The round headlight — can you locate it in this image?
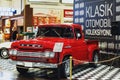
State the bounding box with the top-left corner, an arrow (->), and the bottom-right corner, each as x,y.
13,49 -> 17,55
44,51 -> 50,57
44,51 -> 55,58
9,49 -> 17,55
49,52 -> 55,58
9,50 -> 13,55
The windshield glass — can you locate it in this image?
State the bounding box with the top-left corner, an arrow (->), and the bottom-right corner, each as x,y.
36,26 -> 74,38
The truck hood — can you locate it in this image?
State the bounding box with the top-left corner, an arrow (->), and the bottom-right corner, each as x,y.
16,37 -> 73,51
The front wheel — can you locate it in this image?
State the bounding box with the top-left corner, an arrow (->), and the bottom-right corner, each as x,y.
16,65 -> 29,74
0,48 -> 9,59
60,56 -> 73,78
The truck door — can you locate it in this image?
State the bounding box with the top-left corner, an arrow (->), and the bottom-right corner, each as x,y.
73,28 -> 88,61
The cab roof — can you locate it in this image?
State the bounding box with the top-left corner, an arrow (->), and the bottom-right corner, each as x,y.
38,24 -> 82,29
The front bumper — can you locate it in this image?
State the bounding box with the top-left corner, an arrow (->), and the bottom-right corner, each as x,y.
9,60 -> 58,68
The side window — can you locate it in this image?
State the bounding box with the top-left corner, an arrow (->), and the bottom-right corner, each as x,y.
74,28 -> 82,39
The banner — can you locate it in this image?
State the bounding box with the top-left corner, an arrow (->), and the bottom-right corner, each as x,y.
73,0 -> 120,40
74,0 -> 120,54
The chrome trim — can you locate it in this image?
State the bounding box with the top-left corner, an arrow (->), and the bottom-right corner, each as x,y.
20,44 -> 43,49
9,60 -> 58,68
64,45 -> 72,48
17,51 -> 55,58
17,51 -> 45,57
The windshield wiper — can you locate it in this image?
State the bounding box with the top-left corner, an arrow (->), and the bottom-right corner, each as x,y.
52,29 -> 62,38
38,30 -> 49,37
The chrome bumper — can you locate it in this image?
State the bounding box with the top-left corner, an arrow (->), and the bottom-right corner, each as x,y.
9,60 -> 58,68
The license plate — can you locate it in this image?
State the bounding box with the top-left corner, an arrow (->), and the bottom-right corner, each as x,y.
24,62 -> 33,67
17,62 -> 23,65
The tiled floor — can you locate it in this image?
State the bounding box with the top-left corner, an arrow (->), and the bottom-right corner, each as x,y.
0,59 -> 16,71
0,59 -> 120,80
68,64 -> 120,80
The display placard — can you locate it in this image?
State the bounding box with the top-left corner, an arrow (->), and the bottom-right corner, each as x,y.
53,42 -> 64,52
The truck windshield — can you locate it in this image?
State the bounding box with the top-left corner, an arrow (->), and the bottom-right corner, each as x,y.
36,26 -> 74,38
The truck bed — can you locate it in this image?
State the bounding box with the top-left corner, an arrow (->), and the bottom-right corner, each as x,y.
85,39 -> 99,47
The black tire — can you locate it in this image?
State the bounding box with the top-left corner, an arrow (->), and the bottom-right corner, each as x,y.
16,66 -> 28,74
0,48 -> 9,59
60,56 -> 72,78
90,51 -> 99,67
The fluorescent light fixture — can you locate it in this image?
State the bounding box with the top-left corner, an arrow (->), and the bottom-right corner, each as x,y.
28,0 -> 59,3
61,0 -> 73,4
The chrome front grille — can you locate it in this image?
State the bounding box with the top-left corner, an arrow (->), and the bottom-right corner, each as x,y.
17,57 -> 46,62
17,51 -> 44,57
16,51 -> 47,62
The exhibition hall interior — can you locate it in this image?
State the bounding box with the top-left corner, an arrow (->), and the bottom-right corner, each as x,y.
0,0 -> 120,80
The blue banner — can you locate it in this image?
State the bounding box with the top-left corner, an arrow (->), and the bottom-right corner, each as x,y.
73,0 -> 119,40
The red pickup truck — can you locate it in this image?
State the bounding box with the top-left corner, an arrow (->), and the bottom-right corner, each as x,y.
9,24 -> 99,78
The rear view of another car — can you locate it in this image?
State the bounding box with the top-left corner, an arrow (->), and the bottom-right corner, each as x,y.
0,42 -> 12,59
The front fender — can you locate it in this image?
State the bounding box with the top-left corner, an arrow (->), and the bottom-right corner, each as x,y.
59,49 -> 72,62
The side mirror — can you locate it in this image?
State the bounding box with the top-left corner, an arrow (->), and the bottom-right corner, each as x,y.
76,33 -> 81,39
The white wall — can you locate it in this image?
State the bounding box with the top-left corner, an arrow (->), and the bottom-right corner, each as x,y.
0,0 -> 12,7
26,0 -> 73,15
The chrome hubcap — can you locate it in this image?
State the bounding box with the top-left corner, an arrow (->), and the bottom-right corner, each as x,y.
1,49 -> 8,58
2,51 -> 7,56
65,60 -> 70,75
94,54 -> 98,63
